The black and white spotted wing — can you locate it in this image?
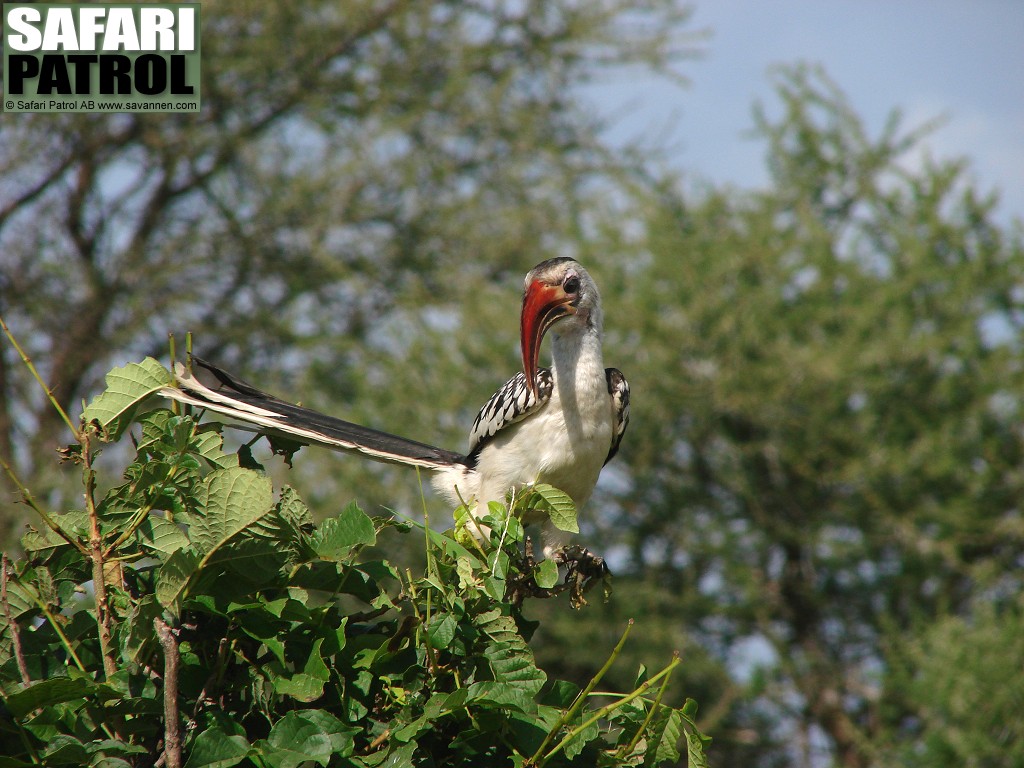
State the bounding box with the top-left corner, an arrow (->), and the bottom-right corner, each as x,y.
466,369 -> 554,461
604,367 -> 630,465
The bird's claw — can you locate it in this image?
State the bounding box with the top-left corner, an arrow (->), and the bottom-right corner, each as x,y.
506,539 -> 612,609
551,545 -> 611,608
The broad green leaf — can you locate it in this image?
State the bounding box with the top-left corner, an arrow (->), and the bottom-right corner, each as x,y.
256,711 -> 334,768
19,524 -> 69,556
81,358 -> 170,440
424,525 -> 478,561
193,427 -> 240,469
137,515 -> 189,554
84,740 -> 149,757
191,468 -> 274,556
485,642 -> 547,695
273,638 -> 330,702
213,537 -> 293,583
41,734 -> 89,764
311,501 -> 375,561
534,558 -> 559,589
277,485 -> 313,530
427,614 -> 457,650
645,706 -> 684,767
464,681 -> 536,714
685,724 -> 711,768
183,727 -> 250,768
0,575 -> 35,621
524,483 -> 578,533
291,710 -> 356,756
238,609 -> 287,666
5,678 -> 96,718
562,716 -> 600,759
540,680 -> 580,708
90,759 -> 135,768
156,547 -> 200,609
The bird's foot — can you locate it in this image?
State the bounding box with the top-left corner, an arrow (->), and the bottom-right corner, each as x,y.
505,540 -> 612,609
551,545 -> 612,609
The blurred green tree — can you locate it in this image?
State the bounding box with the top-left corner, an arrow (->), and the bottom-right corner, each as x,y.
569,66 -> 1021,767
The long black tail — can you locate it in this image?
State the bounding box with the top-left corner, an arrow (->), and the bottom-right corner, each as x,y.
160,357 -> 468,470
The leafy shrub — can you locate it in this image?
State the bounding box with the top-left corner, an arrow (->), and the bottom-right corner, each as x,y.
0,356 -> 709,767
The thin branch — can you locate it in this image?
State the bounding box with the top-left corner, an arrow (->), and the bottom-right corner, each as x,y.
83,429 -> 118,681
1,555 -> 31,686
155,617 -> 183,768
619,651 -> 677,757
529,619 -> 635,765
0,314 -> 79,438
539,654 -> 682,768
0,454 -> 88,557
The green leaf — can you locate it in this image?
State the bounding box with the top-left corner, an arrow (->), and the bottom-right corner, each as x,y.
291,710 -> 356,756
427,614 -> 457,650
524,483 -> 578,533
137,515 -> 189,554
534,558 -> 559,589
311,501 -> 376,561
645,707 -> 684,766
192,427 -> 240,469
81,357 -> 170,439
277,485 -> 314,530
85,739 -> 149,758
464,680 -> 535,714
156,547 -> 200,609
273,638 -> 330,702
90,759 -> 134,768
40,734 -> 89,765
184,727 -> 250,768
684,724 -> 712,768
191,467 -> 274,556
256,711 -> 334,768
5,677 -> 96,718
485,642 -> 546,696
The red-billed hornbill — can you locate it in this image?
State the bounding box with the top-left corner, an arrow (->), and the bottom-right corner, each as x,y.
162,257 -> 629,558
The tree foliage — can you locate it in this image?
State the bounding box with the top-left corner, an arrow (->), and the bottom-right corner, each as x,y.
0,356 -> 708,766
587,66 -> 1024,766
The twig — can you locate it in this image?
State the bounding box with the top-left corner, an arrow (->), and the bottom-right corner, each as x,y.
529,619 -> 635,765
369,728 -> 391,751
0,314 -> 79,438
1,555 -> 31,686
155,617 -> 182,768
402,572 -> 439,677
539,654 -> 682,768
619,651 -> 678,757
0,456 -> 88,556
83,428 -> 118,682
168,333 -> 180,416
193,636 -> 232,718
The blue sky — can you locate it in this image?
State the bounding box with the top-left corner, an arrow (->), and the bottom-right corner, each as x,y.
590,1 -> 1024,225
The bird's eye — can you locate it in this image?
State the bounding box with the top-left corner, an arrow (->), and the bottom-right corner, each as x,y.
563,274 -> 581,295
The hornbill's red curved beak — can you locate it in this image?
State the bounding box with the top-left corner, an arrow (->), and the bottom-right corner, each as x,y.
521,279 -> 576,396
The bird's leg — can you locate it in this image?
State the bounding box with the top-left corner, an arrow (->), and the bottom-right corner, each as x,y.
551,545 -> 612,609
505,535 -> 613,609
